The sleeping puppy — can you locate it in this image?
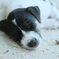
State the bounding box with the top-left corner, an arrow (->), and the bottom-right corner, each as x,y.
0,6 -> 42,50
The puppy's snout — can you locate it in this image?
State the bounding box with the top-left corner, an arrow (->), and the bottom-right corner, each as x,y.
27,38 -> 39,47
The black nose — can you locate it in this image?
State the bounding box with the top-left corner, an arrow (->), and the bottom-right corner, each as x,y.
27,38 -> 39,47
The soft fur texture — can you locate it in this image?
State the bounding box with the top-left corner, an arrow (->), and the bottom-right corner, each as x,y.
0,0 -> 59,50
0,6 -> 42,50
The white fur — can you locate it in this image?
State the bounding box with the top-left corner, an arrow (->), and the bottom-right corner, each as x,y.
12,19 -> 42,49
39,18 -> 59,29
21,31 -> 41,49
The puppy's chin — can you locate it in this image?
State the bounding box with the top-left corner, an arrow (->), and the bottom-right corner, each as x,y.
20,31 -> 41,50
21,45 -> 38,50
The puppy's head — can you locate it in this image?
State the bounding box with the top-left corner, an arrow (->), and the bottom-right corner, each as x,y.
7,6 -> 42,50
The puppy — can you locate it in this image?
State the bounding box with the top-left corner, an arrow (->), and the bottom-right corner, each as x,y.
0,6 -> 42,50
0,0 -> 59,49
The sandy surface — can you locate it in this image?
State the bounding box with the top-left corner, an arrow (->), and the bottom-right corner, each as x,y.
0,29 -> 59,59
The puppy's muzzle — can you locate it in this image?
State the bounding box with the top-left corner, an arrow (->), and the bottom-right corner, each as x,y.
27,38 -> 39,47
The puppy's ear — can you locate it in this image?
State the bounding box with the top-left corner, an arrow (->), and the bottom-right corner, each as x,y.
7,11 -> 14,20
26,6 -> 41,23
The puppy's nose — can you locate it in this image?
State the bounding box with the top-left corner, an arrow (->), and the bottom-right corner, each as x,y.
27,38 -> 39,47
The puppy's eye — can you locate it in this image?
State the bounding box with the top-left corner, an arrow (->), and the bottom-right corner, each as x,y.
16,19 -> 36,31
22,19 -> 35,31
24,19 -> 31,28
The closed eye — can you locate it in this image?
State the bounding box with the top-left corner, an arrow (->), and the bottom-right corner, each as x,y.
16,18 -> 36,31
21,19 -> 35,31
23,19 -> 32,28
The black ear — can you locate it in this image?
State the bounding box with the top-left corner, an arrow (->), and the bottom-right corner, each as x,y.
7,11 -> 14,20
26,6 -> 41,23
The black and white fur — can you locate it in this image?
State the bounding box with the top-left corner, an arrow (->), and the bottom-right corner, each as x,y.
0,0 -> 59,50
0,6 -> 42,50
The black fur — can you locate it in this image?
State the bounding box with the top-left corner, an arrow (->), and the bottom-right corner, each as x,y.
0,20 -> 23,45
26,6 -> 41,23
0,6 -> 40,45
7,6 -> 40,31
7,6 -> 40,23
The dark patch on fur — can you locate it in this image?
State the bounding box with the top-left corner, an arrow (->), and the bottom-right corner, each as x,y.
0,20 -> 23,45
0,6 -> 40,46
